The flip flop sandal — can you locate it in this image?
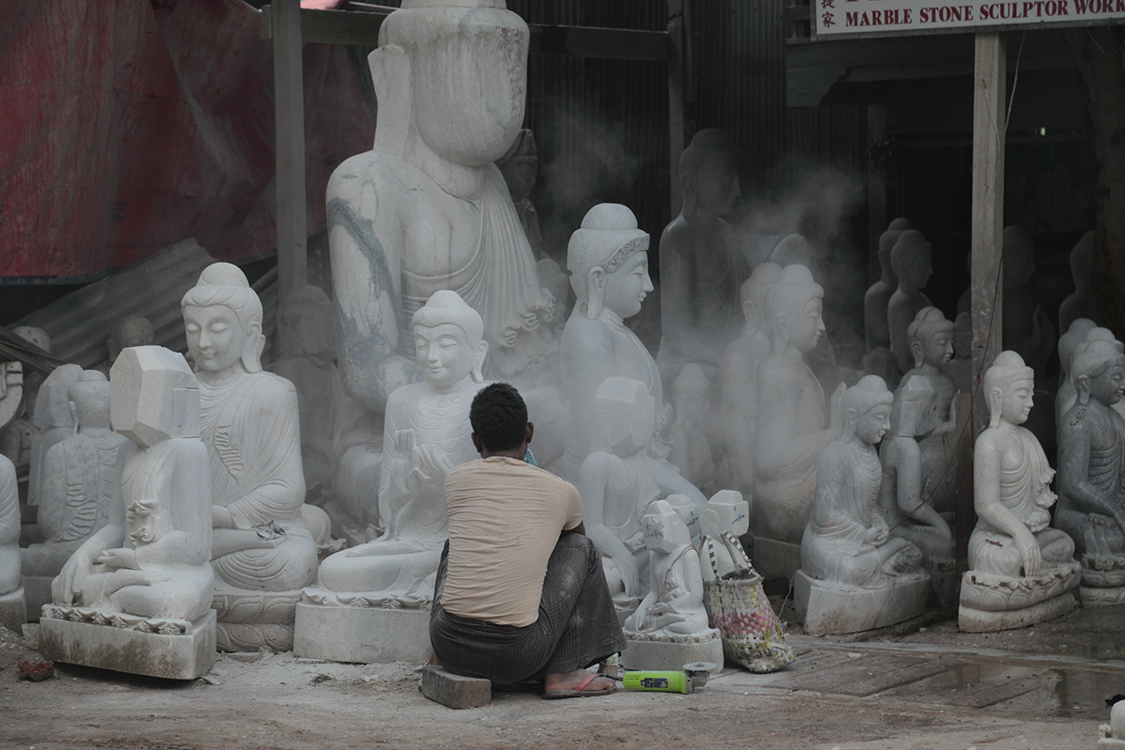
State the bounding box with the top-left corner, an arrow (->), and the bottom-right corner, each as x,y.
541,673 -> 617,700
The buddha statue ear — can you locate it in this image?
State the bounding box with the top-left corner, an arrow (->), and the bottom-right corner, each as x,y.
771,314 -> 789,354
471,340 -> 489,383
241,319 -> 264,374
841,407 -> 858,442
370,45 -> 412,156
988,387 -> 1003,428
586,267 -> 607,320
909,339 -> 924,369
1076,374 -> 1091,406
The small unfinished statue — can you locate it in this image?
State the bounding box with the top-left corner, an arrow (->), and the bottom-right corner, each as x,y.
40,347 -> 215,680
959,352 -> 1080,632
796,375 -> 929,635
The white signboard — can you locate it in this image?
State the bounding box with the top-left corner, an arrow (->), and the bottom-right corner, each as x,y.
813,0 -> 1125,38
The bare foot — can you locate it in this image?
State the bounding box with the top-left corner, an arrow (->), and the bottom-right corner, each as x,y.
543,669 -> 615,695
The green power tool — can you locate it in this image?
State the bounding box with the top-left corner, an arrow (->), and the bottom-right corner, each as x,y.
622,662 -> 717,694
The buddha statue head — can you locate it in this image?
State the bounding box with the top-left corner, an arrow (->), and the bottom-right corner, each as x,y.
984,351 -> 1035,428
740,262 -> 782,331
497,129 -> 537,203
1058,318 -> 1097,381
665,493 -> 701,541
952,312 -> 972,363
678,129 -> 739,219
767,234 -> 814,269
181,263 -> 265,379
567,203 -> 652,321
907,307 -> 954,370
278,285 -> 337,361
68,370 -> 111,433
701,489 -> 749,538
642,498 -> 690,554
891,374 -> 940,440
1002,226 -> 1035,287
839,375 -> 893,445
763,264 -> 824,355
591,376 -> 655,457
673,363 -> 709,426
877,217 -> 912,284
375,0 -> 528,167
890,230 -> 932,293
111,346 -> 200,448
1070,230 -> 1095,292
1072,339 -> 1125,407
1085,327 -> 1123,352
411,289 -> 488,388
13,326 -> 50,354
106,316 -> 155,366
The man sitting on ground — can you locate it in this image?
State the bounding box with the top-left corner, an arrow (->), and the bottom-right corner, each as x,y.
430,382 -> 624,698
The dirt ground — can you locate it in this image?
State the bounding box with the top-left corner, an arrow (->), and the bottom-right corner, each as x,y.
0,616 -> 1113,750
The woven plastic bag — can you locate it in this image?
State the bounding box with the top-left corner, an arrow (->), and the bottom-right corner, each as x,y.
701,531 -> 796,673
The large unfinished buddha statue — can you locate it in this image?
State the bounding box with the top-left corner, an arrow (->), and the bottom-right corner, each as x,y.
328,0 -> 554,419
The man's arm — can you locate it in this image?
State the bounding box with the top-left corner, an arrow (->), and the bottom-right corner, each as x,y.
561,521 -> 585,537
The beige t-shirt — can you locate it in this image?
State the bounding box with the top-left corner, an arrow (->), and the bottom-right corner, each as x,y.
441,456 -> 583,627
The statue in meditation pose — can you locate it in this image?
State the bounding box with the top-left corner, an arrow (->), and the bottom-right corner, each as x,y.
623,499 -> 713,639
327,0 -> 554,416
1057,326 -> 1123,421
887,230 -> 934,375
657,129 -> 748,382
182,263 -> 318,650
1056,339 -> 1125,604
801,376 -> 922,588
960,351 -> 1081,632
312,291 -> 489,606
578,377 -> 662,614
48,347 -> 213,629
21,371 -> 131,618
95,316 -> 155,379
558,203 -> 705,509
719,263 -> 781,494
26,364 -> 84,510
753,264 -> 845,573
1059,231 -> 1103,333
864,217 -> 912,353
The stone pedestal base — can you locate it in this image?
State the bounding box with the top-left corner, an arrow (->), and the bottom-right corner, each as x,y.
213,587 -> 299,652
621,632 -> 723,673
794,569 -> 931,636
22,576 -> 52,623
293,603 -> 431,664
0,587 -> 26,632
1080,586 -> 1125,607
751,537 -> 802,581
959,589 -> 1077,632
958,562 -> 1081,632
39,609 -> 216,680
1078,555 -> 1125,607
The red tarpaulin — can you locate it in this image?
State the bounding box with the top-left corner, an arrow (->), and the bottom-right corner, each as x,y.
0,0 -> 373,278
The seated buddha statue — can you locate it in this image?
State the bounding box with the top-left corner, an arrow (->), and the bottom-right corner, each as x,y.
960,351 -> 1080,632
887,230 -> 934,376
313,291 -> 489,606
657,129 -> 748,382
557,203 -> 706,510
327,0 -> 554,421
182,263 -> 319,651
864,218 -> 911,353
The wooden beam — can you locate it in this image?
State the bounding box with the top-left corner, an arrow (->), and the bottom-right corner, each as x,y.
261,6 -> 670,61
667,0 -> 687,218
273,0 -> 308,309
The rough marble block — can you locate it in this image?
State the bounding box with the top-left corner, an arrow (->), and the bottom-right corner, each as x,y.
39,609 -> 216,680
293,603 -> 431,664
421,665 -> 491,709
794,569 -> 931,636
0,587 -> 25,632
621,635 -> 723,673
1080,586 -> 1125,607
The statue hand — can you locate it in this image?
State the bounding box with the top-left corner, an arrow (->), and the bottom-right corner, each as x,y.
96,547 -> 140,571
52,552 -> 88,605
619,555 -> 640,599
829,383 -> 847,435
866,518 -> 890,547
1016,534 -> 1042,577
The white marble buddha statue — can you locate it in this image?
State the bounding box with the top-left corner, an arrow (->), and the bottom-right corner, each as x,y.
698,489 -> 750,582
49,347 -> 213,627
558,203 -> 706,510
1057,326 -> 1124,421
719,263 -> 782,494
657,129 -> 748,381
0,452 -> 18,629
1055,318 -> 1099,424
182,262 -> 318,650
753,264 -> 845,564
887,230 -> 934,375
328,0 -> 554,420
960,351 -> 1080,631
864,218 -> 912,353
1059,231 -> 1103,334
313,291 -> 488,605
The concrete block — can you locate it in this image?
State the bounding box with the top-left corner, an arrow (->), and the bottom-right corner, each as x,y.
420,665 -> 491,709
293,602 -> 432,664
795,569 -> 931,636
622,635 -> 723,673
0,587 -> 26,632
39,609 -> 216,680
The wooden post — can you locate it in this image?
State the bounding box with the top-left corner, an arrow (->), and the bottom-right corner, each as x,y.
667,0 -> 687,219
866,104 -> 887,284
273,0 -> 308,312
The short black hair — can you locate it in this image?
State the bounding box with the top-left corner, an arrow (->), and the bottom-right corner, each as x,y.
470,382 -> 528,452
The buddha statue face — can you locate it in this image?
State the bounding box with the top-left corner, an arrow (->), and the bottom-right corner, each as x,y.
1087,361 -> 1125,406
184,304 -> 249,376
891,231 -> 932,292
841,375 -> 893,444
679,129 -> 739,218
412,290 -> 487,388
985,351 -> 1035,427
1073,339 -> 1125,407
1000,378 -> 1034,425
787,297 -> 825,354
601,252 -> 653,321
693,154 -> 739,216
855,403 -> 893,445
107,316 -> 155,364
908,308 -> 954,369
